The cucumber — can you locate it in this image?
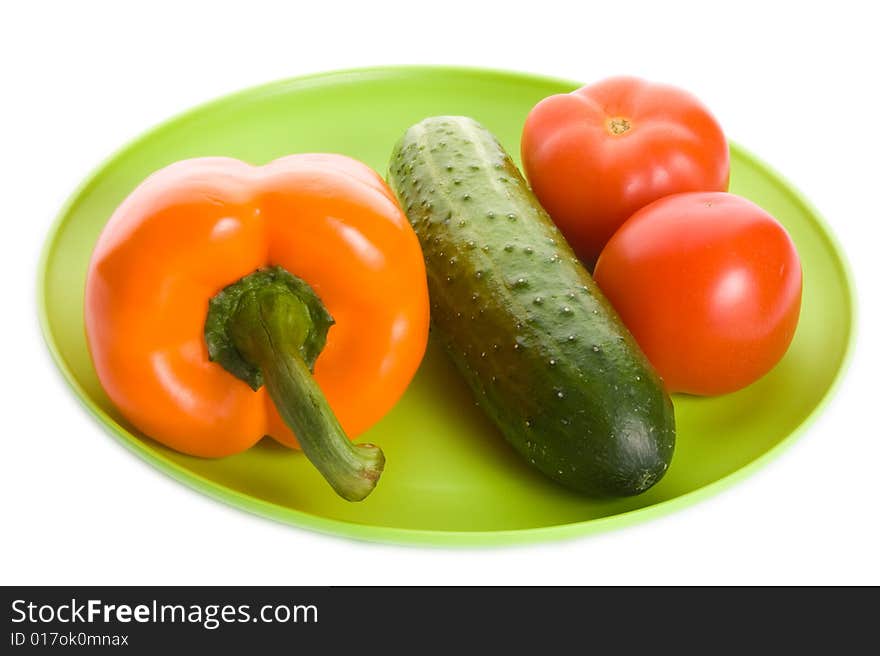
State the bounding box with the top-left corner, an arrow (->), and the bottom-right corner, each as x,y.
388,116 -> 675,496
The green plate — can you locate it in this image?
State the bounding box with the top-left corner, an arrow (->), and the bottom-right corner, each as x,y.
38,66 -> 855,546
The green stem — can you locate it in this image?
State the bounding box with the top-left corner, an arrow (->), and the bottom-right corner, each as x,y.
205,267 -> 384,502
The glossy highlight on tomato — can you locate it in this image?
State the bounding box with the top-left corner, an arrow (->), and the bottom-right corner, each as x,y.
594,192 -> 802,396
522,76 -> 730,267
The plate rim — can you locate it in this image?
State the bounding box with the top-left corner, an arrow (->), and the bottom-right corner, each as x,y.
36,65 -> 858,547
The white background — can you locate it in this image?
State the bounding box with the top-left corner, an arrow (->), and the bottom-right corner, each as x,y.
2,1 -> 877,585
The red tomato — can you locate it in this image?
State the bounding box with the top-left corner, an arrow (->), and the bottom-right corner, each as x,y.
593,192 -> 802,396
522,76 -> 730,267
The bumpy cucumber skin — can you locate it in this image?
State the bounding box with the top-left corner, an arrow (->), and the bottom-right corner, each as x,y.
388,116 -> 675,497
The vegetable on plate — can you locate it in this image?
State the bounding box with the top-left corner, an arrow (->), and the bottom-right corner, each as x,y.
594,191 -> 802,396
389,116 -> 675,497
521,76 -> 730,267
85,154 -> 430,500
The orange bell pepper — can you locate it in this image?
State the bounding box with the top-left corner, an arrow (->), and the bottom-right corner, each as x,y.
85,154 -> 430,500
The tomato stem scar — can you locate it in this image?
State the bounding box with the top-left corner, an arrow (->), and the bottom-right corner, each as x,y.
606,117 -> 633,136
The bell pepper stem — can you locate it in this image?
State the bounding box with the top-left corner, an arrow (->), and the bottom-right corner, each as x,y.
205,267 -> 384,501
242,318 -> 384,502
